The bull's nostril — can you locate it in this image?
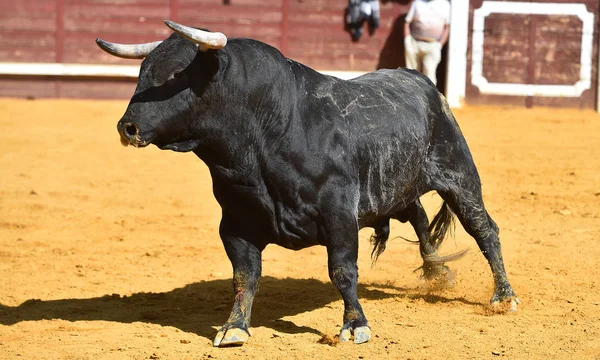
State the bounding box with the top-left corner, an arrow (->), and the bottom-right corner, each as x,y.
124,123 -> 138,137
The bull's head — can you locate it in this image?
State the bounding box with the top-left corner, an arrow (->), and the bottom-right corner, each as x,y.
96,21 -> 227,152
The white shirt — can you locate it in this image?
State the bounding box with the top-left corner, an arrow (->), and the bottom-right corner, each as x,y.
406,0 -> 451,41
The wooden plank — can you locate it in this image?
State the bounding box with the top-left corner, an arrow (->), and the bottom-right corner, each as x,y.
280,0 -> 289,54
525,13 -> 536,107
534,37 -> 581,66
64,30 -> 165,44
536,14 -> 584,34
482,63 -> 529,84
288,0 -> 346,11
56,0 -> 65,62
482,39 -> 530,63
176,6 -> 283,23
0,1 -> 57,63
179,0 -> 281,6
0,49 -> 57,63
64,17 -> 171,35
172,19 -> 281,45
480,23 -> 530,84
65,47 -> 144,65
288,40 -> 385,57
533,91 -> 595,108
64,3 -> 170,18
287,25 -> 361,39
288,40 -> 384,71
483,13 -> 530,34
58,78 -> 137,98
288,11 -> 344,25
0,31 -> 56,49
535,61 -> 581,85
174,19 -> 282,36
0,78 -> 57,98
0,16 -> 56,32
65,0 -> 169,5
0,0 -> 56,13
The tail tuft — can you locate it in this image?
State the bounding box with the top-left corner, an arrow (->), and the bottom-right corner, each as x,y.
370,219 -> 390,265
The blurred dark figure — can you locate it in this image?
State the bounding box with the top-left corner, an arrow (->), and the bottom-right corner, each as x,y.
345,0 -> 381,41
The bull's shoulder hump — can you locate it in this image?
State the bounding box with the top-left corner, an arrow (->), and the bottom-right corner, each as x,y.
346,68 -> 433,94
346,68 -> 431,91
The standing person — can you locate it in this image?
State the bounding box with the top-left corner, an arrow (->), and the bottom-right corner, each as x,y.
404,0 -> 451,85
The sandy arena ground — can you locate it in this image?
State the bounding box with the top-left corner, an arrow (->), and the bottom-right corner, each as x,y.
1,98 -> 599,359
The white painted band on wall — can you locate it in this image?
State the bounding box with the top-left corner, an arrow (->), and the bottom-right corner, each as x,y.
446,0 -> 470,108
0,63 -> 140,78
472,1 -> 594,97
0,62 -> 365,81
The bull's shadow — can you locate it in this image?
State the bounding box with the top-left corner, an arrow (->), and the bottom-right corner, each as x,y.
0,276 -> 413,341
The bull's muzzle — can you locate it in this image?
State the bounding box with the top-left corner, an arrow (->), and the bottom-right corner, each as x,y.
117,121 -> 150,147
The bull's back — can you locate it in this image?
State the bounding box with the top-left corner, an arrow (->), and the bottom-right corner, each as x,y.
344,68 -> 437,136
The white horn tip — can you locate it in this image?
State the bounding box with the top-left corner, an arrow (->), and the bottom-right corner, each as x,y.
163,20 -> 227,50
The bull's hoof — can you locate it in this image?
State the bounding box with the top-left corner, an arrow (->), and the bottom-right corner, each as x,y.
491,296 -> 520,313
213,327 -> 250,347
339,328 -> 351,342
353,326 -> 371,344
422,262 -> 456,290
339,326 -> 371,344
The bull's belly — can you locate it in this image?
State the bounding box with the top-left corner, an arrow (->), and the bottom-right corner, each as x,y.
356,175 -> 425,229
357,196 -> 413,229
273,221 -> 322,250
266,185 -> 423,249
272,236 -> 321,250
270,204 -> 323,250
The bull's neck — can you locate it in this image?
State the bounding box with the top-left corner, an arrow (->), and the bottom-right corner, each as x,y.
193,42 -> 307,178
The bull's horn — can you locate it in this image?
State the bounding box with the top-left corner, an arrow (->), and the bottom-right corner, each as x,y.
164,20 -> 227,51
95,38 -> 162,59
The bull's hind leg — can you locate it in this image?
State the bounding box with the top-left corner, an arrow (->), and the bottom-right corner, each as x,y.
439,189 -> 519,311
427,94 -> 517,309
214,216 -> 263,347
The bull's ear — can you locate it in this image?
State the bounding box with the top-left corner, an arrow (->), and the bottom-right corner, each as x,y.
164,20 -> 227,52
96,38 -> 162,59
189,47 -> 224,86
210,51 -> 227,82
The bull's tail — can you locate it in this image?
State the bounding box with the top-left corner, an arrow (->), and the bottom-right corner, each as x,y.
370,201 -> 466,266
370,219 -> 391,265
427,201 -> 455,251
422,201 -> 469,264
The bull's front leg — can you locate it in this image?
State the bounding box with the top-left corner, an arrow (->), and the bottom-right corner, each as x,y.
325,215 -> 371,344
214,219 -> 262,347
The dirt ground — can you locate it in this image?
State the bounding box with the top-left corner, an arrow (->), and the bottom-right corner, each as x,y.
1,98 -> 599,360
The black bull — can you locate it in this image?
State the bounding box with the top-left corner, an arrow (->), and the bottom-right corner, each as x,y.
96,20 -> 518,347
